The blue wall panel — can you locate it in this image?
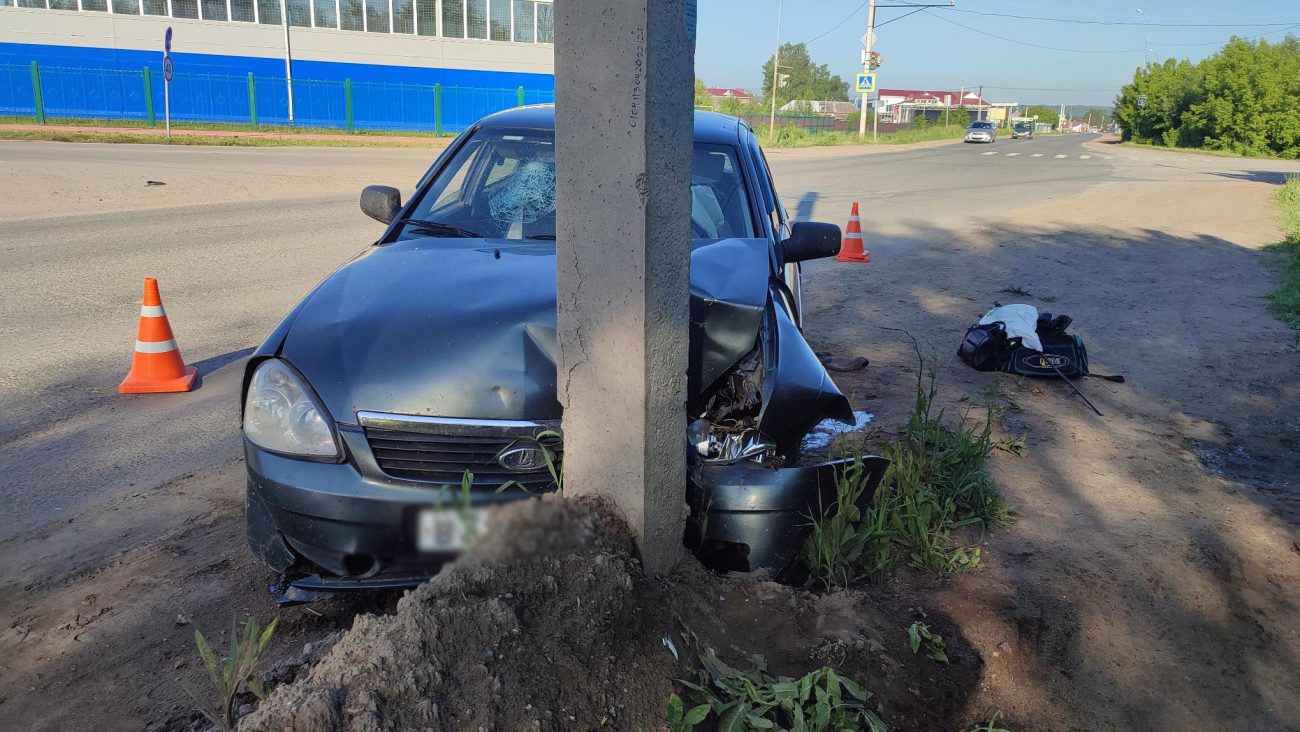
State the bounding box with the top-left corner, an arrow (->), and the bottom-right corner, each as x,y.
0,40 -> 555,131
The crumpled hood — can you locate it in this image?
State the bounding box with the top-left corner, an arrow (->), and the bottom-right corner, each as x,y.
279,236 -> 803,426
281,239 -> 562,423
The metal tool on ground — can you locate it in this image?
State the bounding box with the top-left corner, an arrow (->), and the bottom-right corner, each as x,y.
835,201 -> 870,263
119,277 -> 197,393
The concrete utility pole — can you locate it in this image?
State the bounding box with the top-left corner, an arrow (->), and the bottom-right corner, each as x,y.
280,0 -> 294,123
857,0 -> 877,138
554,0 -> 695,574
768,0 -> 783,143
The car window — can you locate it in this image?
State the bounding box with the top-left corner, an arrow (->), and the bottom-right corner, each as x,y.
402,129 -> 754,241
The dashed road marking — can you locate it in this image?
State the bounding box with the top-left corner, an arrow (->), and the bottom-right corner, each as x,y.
1005,152 -> 1020,157
1055,154 -> 1068,159
1031,153 -> 1044,157
1079,154 -> 1092,159
982,151 -> 998,155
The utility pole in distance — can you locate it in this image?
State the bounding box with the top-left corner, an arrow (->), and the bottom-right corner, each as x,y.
857,0 -> 877,139
769,0 -> 784,143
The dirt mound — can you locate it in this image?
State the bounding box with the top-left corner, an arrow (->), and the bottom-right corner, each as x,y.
239,495 -> 675,731
241,496 -> 981,731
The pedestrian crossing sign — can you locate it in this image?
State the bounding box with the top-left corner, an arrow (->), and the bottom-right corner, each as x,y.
855,72 -> 876,94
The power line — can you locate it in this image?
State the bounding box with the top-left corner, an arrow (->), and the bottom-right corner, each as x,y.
922,10 -> 1300,54
948,8 -> 1299,28
800,1 -> 868,45
922,10 -> 1145,53
980,85 -> 1119,92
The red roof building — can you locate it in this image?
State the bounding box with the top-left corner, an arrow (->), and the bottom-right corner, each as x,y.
875,88 -> 990,124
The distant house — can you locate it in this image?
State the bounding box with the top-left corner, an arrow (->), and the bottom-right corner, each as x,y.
875,89 -> 991,125
706,87 -> 754,108
777,100 -> 860,118
1063,119 -> 1091,133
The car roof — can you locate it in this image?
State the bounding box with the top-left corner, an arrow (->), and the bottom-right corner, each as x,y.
475,104 -> 744,145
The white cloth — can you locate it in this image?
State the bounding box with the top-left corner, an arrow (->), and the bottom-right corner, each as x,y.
980,304 -> 1042,351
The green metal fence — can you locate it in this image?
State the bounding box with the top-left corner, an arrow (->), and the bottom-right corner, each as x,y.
0,62 -> 555,133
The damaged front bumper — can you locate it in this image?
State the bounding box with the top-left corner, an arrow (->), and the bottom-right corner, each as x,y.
686,455 -> 890,576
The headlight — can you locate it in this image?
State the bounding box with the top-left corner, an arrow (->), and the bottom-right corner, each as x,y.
243,359 -> 341,459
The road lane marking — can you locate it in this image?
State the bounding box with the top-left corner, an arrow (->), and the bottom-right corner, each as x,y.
982,151 -> 998,155
1055,154 -> 1068,158
1005,152 -> 1020,156
1031,153 -> 1044,157
1080,154 -> 1092,159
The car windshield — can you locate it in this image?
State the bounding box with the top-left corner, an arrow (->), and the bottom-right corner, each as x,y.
970,122 -> 992,129
401,129 -> 755,241
1014,123 -> 1031,130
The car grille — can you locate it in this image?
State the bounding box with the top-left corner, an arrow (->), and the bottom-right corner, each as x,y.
358,412 -> 561,492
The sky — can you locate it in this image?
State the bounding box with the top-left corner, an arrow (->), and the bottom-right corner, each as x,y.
694,0 -> 1300,108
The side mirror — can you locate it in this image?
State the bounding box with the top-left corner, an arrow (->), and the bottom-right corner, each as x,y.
360,185 -> 402,224
781,221 -> 841,263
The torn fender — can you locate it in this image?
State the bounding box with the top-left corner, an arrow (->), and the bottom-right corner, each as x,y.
687,456 -> 890,573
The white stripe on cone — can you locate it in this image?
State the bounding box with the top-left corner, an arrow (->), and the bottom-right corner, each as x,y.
135,339 -> 178,354
843,233 -> 863,239
140,305 -> 166,317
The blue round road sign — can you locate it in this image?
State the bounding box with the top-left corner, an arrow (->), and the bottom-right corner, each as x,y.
165,26 -> 173,53
163,56 -> 173,82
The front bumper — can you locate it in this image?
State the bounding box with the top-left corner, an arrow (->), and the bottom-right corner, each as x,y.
965,134 -> 993,142
248,430 -> 890,596
245,428 -> 540,596
687,456 -> 889,575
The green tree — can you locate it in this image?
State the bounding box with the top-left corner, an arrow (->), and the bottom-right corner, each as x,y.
1113,35 -> 1300,157
944,105 -> 971,127
1024,104 -> 1059,128
694,77 -> 712,109
761,43 -> 850,108
713,95 -> 739,115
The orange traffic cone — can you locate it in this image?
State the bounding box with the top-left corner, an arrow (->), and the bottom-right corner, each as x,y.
119,277 -> 197,394
835,201 -> 870,263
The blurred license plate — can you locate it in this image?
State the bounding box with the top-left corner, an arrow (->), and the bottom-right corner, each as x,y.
416,507 -> 489,552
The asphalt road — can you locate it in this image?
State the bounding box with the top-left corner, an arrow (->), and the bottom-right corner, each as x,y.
0,131 -> 1291,552
5,132 -> 1300,732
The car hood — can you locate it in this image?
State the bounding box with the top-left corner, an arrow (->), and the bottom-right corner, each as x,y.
279,237 -> 774,424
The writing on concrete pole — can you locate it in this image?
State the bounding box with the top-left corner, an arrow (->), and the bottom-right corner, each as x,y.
554,0 -> 695,574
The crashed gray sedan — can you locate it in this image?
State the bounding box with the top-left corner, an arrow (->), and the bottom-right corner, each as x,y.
242,106 -> 884,600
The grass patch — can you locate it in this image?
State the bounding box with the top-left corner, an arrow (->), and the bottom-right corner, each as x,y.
1122,139 -> 1290,160
0,114 -> 454,138
0,128 -> 444,148
804,344 -> 1014,587
673,652 -> 886,732
998,285 -> 1056,303
1265,176 -> 1300,328
756,122 -> 968,148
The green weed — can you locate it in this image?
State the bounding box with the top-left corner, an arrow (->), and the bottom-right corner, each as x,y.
676,651 -> 887,732
803,344 -> 1014,583
184,616 -> 279,731
906,622 -> 949,664
969,710 -> 1013,732
998,285 -> 1056,303
1265,176 -> 1300,327
803,456 -> 886,591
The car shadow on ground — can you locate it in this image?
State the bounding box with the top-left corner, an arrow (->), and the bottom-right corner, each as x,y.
800,219 -> 1300,729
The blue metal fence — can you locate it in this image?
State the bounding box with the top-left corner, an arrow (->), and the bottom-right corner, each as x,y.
1,62 -> 556,133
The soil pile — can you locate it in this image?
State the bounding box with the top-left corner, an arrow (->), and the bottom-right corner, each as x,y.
241,496 -> 981,731
239,496 -> 676,731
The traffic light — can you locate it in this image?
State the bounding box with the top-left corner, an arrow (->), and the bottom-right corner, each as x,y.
861,50 -> 881,70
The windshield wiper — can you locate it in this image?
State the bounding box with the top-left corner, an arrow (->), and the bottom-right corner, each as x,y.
393,218 -> 484,238
523,234 -> 556,240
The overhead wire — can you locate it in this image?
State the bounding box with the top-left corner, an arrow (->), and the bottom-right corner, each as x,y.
947,8 -> 1299,28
